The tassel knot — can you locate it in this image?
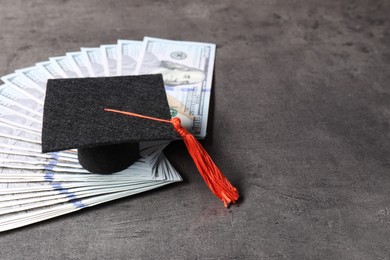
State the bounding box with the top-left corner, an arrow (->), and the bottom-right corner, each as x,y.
170,118 -> 189,137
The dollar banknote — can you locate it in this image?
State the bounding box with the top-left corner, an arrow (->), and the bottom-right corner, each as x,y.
66,52 -> 91,77
1,73 -> 45,105
100,44 -> 118,76
49,56 -> 82,78
36,61 -> 67,78
136,37 -> 216,137
0,37 -> 217,231
80,47 -> 105,77
16,66 -> 52,90
117,40 -> 142,76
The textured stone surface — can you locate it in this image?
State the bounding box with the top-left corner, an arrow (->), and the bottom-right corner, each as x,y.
0,0 -> 390,259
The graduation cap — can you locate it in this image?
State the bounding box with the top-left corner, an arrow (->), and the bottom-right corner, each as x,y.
42,74 -> 239,207
41,75 -> 178,174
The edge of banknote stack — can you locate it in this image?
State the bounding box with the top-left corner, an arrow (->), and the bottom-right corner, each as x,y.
0,37 -> 216,232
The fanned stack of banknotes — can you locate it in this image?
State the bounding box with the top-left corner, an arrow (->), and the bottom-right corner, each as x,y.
0,37 -> 216,231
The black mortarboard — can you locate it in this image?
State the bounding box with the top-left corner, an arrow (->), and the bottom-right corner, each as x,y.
41,74 -> 179,174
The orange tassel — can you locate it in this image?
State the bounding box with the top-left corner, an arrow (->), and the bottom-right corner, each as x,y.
104,108 -> 239,207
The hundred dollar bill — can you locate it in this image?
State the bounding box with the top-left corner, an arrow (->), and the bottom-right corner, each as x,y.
0,179 -> 168,209
0,95 -> 41,121
0,163 -> 173,183
0,149 -> 77,170
100,44 -> 118,76
117,40 -> 142,76
0,162 -> 88,172
0,195 -> 80,216
4,149 -> 77,163
0,108 -> 41,134
0,122 -> 41,144
0,152 -> 82,168
0,181 -> 171,232
0,92 -> 40,122
80,47 -> 105,77
36,61 -> 67,78
0,179 -> 161,196
0,148 -> 78,163
1,73 -> 45,105
15,66 -> 51,91
0,148 -> 181,231
0,181 -> 146,199
0,177 -> 182,218
0,134 -> 43,153
0,181 -> 62,194
0,83 -> 43,117
0,143 -> 76,159
0,183 -> 162,216
136,37 -> 216,137
0,143 -> 179,182
66,52 -> 91,77
0,162 -> 82,173
49,56 -> 82,78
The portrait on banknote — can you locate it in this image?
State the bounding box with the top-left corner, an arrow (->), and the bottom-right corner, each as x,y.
139,52 -> 205,86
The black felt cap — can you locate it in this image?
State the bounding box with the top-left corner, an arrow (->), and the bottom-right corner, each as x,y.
41,74 -> 179,174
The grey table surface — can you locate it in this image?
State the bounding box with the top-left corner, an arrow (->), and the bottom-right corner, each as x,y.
0,0 -> 390,259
